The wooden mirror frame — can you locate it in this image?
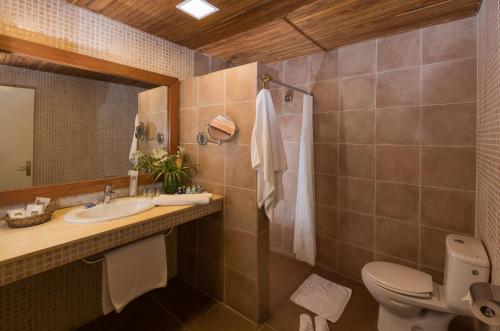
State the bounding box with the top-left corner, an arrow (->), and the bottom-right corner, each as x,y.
0,34 -> 179,207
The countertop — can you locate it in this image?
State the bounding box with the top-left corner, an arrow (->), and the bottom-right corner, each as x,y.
0,196 -> 223,286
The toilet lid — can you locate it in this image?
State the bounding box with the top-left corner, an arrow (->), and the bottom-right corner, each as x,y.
363,262 -> 433,298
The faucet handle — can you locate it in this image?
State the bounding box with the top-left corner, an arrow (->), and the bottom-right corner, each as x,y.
105,185 -> 115,194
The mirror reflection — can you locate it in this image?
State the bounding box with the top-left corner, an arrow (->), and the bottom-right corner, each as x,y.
0,56 -> 166,191
207,115 -> 238,143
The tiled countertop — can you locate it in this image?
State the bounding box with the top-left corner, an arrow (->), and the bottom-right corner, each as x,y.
0,196 -> 223,287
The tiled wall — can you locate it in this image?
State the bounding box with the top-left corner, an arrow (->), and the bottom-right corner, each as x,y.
267,17 -> 477,283
0,64 -> 143,185
177,63 -> 270,322
477,4 -> 500,331
0,0 -> 193,79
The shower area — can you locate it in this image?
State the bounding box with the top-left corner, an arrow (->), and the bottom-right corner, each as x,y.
177,16 -> 477,330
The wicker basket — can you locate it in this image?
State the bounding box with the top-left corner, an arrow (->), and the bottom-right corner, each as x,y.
2,203 -> 57,228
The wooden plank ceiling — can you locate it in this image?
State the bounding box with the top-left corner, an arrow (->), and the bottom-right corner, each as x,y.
68,0 -> 481,65
0,52 -> 156,88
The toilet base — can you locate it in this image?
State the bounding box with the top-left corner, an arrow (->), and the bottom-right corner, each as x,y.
378,306 -> 455,331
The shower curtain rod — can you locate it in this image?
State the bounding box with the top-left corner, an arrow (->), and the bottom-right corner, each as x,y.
261,74 -> 313,96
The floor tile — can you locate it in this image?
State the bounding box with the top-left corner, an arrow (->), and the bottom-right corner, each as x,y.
156,282 -> 217,324
188,304 -> 259,331
149,277 -> 188,302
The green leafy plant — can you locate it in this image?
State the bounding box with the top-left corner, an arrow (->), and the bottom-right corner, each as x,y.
133,147 -> 195,194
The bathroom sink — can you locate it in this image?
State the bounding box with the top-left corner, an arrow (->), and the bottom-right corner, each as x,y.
64,197 -> 154,223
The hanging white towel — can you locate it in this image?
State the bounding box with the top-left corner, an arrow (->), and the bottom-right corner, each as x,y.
294,95 -> 316,266
152,193 -> 213,206
251,89 -> 287,221
290,274 -> 352,323
102,234 -> 167,314
129,114 -> 139,164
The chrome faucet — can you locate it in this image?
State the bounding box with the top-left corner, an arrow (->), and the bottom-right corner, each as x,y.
103,185 -> 115,204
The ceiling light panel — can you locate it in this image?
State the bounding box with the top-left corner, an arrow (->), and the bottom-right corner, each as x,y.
176,0 -> 219,20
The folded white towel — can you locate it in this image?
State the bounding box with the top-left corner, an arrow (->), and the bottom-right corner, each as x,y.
300,314 -> 314,331
102,234 -> 167,314
315,316 -> 330,331
290,274 -> 352,323
152,193 -> 213,206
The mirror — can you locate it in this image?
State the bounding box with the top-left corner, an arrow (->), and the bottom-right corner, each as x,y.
207,115 -> 238,144
0,54 -> 167,191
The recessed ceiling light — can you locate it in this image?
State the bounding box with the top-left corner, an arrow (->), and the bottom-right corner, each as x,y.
176,0 -> 219,20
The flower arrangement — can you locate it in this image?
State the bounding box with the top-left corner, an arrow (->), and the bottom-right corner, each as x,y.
133,147 -> 195,194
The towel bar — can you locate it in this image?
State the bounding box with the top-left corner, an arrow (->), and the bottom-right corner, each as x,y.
81,226 -> 175,265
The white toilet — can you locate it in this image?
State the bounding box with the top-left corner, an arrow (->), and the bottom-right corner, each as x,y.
362,234 -> 490,331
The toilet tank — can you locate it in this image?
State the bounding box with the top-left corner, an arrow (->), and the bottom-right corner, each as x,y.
443,234 -> 490,315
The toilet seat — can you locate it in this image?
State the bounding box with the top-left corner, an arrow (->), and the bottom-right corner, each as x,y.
363,262 -> 433,299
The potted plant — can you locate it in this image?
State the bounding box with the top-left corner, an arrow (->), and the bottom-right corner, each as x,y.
134,147 -> 195,194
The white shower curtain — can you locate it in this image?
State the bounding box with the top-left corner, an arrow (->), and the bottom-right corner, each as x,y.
293,95 -> 316,266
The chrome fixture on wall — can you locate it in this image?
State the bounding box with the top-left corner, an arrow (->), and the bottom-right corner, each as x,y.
135,121 -> 165,144
197,114 -> 238,145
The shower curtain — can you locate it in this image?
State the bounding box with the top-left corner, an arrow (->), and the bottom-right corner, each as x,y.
294,95 -> 316,266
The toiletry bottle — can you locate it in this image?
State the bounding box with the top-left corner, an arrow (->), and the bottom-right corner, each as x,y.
128,170 -> 139,197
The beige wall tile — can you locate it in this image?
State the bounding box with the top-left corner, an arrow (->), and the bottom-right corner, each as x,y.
377,30 -> 421,71
283,84 -> 307,114
375,253 -> 418,269
180,77 -> 198,108
281,226 -> 295,255
376,107 -> 420,145
198,105 -> 224,132
225,186 -> 259,234
315,175 -> 339,207
339,40 -> 376,77
377,67 -> 420,108
421,187 -> 475,234
313,112 -> 339,143
198,220 -> 224,263
339,210 -> 374,250
310,80 -> 339,113
309,50 -> 339,82
421,147 -> 476,190
375,217 -> 419,262
179,109 -> 198,144
279,114 -> 302,143
376,145 -> 420,184
339,177 -> 375,214
224,268 -> 259,321
225,63 -> 257,103
420,226 -> 451,270
225,144 -> 256,190
314,143 -> 339,176
421,59 -> 477,105
338,243 -> 374,280
316,204 -> 339,240
340,110 -> 375,144
199,71 -> 224,106
270,223 -> 282,250
421,103 -> 476,146
225,228 -> 259,278
340,75 -> 375,110
225,101 -> 256,145
375,181 -> 419,223
339,144 -> 375,179
317,235 -> 338,271
284,143 -> 300,171
197,255 -> 224,300
198,144 -> 224,184
422,17 -> 477,64
283,170 -> 298,200
283,56 -> 309,85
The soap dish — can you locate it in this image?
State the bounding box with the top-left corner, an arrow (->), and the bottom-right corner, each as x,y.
2,203 -> 57,228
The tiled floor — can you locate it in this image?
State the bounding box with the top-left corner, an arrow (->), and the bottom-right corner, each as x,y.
78,252 -> 473,331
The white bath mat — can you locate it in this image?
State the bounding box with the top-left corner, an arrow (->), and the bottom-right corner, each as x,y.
290,273 -> 352,323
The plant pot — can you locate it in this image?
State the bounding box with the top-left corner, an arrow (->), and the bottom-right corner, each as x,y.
163,177 -> 182,194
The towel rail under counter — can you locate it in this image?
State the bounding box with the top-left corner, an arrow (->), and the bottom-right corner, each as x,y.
81,226 -> 176,265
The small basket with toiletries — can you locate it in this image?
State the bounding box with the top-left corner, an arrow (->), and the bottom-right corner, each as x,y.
2,197 -> 56,228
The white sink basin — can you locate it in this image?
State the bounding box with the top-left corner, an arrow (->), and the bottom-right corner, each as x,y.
64,197 -> 154,223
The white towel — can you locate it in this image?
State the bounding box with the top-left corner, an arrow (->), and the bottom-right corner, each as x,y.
300,314 -> 314,331
294,94 -> 316,266
314,316 -> 330,331
129,114 -> 139,164
152,193 -> 213,206
251,89 -> 287,221
290,274 -> 352,323
102,234 -> 167,314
